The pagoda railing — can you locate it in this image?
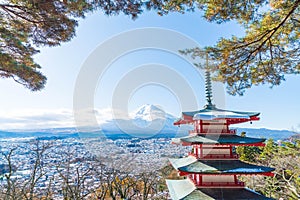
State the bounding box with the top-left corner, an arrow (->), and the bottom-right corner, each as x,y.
189,129 -> 236,134
197,181 -> 245,188
188,176 -> 245,188
189,152 -> 239,159
201,154 -> 239,159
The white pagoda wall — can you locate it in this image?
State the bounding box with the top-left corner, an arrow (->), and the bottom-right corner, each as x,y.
202,148 -> 230,155
202,124 -> 227,130
202,175 -> 235,183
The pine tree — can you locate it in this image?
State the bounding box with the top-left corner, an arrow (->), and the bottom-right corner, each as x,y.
2,1 -> 300,92
236,132 -> 261,162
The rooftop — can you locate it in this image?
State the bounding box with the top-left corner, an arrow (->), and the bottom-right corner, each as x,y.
182,107 -> 260,119
174,106 -> 260,125
166,179 -> 274,200
172,134 -> 266,146
172,158 -> 275,174
182,188 -> 274,200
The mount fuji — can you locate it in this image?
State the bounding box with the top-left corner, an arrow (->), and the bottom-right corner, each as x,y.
130,104 -> 176,128
100,104 -> 189,137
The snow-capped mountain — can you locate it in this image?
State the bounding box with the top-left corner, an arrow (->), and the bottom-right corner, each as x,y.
129,104 -> 176,128
101,104 -> 188,136
131,104 -> 170,120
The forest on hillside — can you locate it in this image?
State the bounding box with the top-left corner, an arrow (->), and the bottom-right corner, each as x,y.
237,134 -> 300,200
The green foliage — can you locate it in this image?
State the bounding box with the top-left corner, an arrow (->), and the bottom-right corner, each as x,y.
259,138 -> 278,161
0,0 -> 183,90
179,0 -> 300,95
241,139 -> 300,199
0,0 -> 82,90
2,0 -> 300,92
236,132 -> 262,162
236,145 -> 261,162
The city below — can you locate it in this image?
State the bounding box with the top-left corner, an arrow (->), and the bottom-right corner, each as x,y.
0,126 -> 297,199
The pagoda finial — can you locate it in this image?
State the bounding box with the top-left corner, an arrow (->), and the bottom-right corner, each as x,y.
205,70 -> 213,105
204,53 -> 215,109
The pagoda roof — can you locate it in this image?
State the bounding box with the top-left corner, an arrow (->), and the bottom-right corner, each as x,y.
172,134 -> 266,146
169,156 -> 198,170
174,106 -> 260,125
177,159 -> 275,174
166,179 -> 197,200
182,188 -> 274,200
166,179 -> 274,200
183,107 -> 260,119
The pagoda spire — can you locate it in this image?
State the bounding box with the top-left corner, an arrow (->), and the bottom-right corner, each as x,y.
205,70 -> 213,106
204,53 -> 215,109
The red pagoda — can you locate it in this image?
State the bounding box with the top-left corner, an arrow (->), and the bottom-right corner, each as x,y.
166,71 -> 275,200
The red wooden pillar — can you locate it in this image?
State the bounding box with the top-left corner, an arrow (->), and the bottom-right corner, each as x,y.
230,145 -> 233,158
234,175 -> 238,185
226,121 -> 229,133
200,175 -> 202,186
200,120 -> 203,133
194,145 -> 199,157
200,144 -> 203,158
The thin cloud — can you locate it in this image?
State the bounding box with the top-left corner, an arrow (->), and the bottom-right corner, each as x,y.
0,108 -> 130,130
0,109 -> 74,130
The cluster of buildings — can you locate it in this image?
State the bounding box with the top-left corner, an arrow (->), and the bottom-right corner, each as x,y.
0,135 -> 189,198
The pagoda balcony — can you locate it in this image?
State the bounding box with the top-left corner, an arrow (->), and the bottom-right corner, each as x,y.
189,152 -> 239,160
197,181 -> 245,188
201,154 -> 239,160
189,129 -> 236,134
188,175 -> 245,188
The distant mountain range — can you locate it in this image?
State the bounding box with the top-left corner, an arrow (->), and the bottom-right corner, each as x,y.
0,104 -> 297,141
235,128 -> 296,141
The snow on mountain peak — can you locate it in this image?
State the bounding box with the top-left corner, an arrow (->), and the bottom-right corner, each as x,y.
131,104 -> 166,121
134,104 -> 163,114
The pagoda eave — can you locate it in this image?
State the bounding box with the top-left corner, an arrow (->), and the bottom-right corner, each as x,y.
227,116 -> 260,125
166,179 -> 275,200
174,159 -> 275,176
174,116 -> 260,126
175,141 -> 265,147
174,119 -> 192,125
172,134 -> 266,147
237,142 -> 265,147
179,171 -> 275,177
182,188 -> 275,200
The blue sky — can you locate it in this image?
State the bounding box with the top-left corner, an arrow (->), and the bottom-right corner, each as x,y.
0,11 -> 299,131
